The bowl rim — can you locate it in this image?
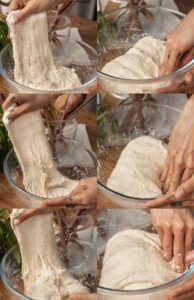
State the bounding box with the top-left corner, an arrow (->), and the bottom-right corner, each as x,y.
97,264 -> 194,295
0,38 -> 97,94
97,101 -> 181,202
97,6 -> 194,84
3,139 -> 97,202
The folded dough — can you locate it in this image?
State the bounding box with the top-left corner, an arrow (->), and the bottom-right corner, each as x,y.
102,36 -> 165,80
100,229 -> 180,291
107,136 -> 167,198
7,11 -> 81,91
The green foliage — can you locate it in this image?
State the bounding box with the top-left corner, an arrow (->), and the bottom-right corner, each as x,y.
97,10 -> 118,48
0,106 -> 11,164
0,209 -> 17,261
0,15 -> 10,51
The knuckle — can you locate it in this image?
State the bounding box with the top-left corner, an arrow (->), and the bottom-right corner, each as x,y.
173,221 -> 185,232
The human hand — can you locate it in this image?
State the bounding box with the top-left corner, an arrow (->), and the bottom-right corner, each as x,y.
70,294 -> 97,300
12,208 -> 53,225
160,97 -> 194,195
160,9 -> 194,76
9,0 -> 63,23
42,177 -> 97,209
2,93 -> 57,122
151,209 -> 194,273
165,251 -> 194,300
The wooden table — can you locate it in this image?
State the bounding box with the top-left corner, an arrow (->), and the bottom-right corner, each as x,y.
0,109 -> 96,209
0,15 -> 97,93
0,279 -> 10,300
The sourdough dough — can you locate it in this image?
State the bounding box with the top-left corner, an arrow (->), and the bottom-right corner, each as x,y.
3,107 -> 78,198
7,11 -> 81,91
100,229 -> 180,291
10,210 -> 87,299
102,36 -> 165,80
107,136 -> 167,198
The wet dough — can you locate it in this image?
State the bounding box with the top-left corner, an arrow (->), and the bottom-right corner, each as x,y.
10,210 -> 87,299
102,36 -> 165,80
107,136 -> 167,198
7,11 -> 81,91
100,229 -> 180,290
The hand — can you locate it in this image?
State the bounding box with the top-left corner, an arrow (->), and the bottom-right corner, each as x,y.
70,294 -> 97,300
151,209 -> 194,273
160,9 -> 194,76
13,208 -> 53,225
9,0 -> 64,23
165,251 -> 194,300
42,177 -> 97,209
161,97 -> 194,195
2,93 -> 57,122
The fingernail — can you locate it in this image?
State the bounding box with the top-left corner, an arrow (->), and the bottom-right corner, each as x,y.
176,265 -> 182,273
14,219 -> 20,225
174,189 -> 184,200
185,264 -> 189,271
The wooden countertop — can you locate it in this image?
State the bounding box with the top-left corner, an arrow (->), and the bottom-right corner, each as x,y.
0,109 -> 96,209
0,279 -> 10,300
0,14 -> 97,93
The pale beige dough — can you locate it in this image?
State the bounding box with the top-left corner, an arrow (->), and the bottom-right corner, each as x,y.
107,136 -> 167,198
10,210 -> 87,300
7,11 -> 81,91
100,229 -> 180,290
102,36 -> 165,80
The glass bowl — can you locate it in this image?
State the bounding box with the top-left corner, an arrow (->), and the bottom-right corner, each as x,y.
1,232 -> 96,299
97,6 -> 194,94
3,139 -> 97,208
97,100 -> 180,208
43,117 -> 78,140
97,210 -> 194,300
0,37 -> 97,93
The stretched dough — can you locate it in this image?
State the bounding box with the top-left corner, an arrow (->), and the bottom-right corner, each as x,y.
10,210 -> 87,299
107,136 -> 167,198
100,229 -> 180,291
7,11 -> 81,91
102,36 -> 165,80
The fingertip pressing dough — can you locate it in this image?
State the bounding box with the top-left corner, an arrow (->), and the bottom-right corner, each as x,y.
107,136 -> 167,198
102,36 -> 165,80
7,11 -> 81,91
100,229 -> 180,291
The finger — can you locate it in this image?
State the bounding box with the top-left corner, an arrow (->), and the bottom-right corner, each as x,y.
70,182 -> 87,197
9,0 -> 19,10
13,209 -> 41,224
165,50 -> 181,75
160,48 -> 171,76
71,191 -> 90,207
163,224 -> 173,261
142,195 -> 171,209
174,177 -> 194,201
2,94 -> 16,112
14,3 -> 36,23
173,222 -> 185,273
7,103 -> 31,123
155,225 -> 164,247
177,291 -> 194,300
185,71 -> 194,84
181,168 -> 194,183
185,230 -> 194,269
41,197 -> 72,208
168,164 -> 184,193
160,160 -> 169,182
163,161 -> 175,194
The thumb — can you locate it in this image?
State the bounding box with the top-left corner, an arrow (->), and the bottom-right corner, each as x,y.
174,176 -> 194,201
14,3 -> 36,23
186,250 -> 194,265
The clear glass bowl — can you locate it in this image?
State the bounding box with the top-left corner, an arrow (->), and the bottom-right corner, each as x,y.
97,100 -> 180,207
97,211 -> 194,300
3,139 -> 97,208
97,6 -> 194,93
1,235 -> 96,299
43,117 -> 78,140
0,37 -> 97,93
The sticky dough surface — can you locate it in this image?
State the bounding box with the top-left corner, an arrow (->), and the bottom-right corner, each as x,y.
107,136 -> 167,198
